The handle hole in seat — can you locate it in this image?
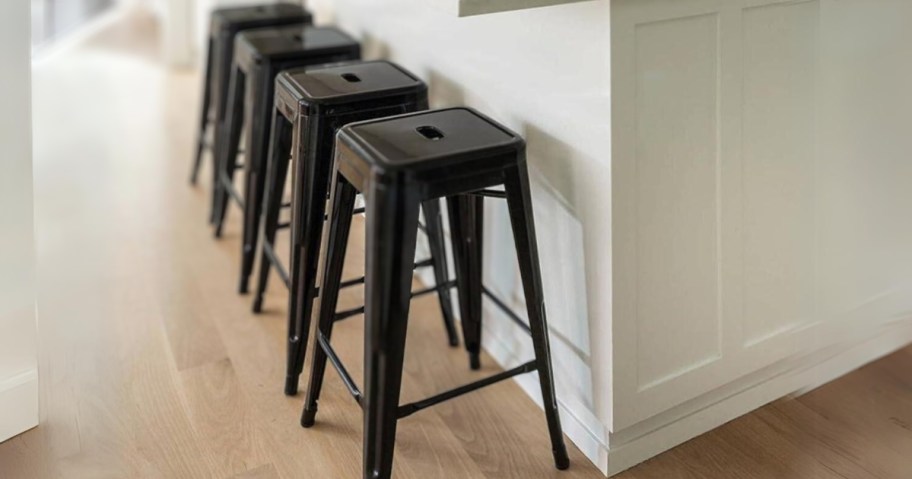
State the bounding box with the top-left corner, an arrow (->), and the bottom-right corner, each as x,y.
341,73 -> 361,83
416,126 -> 445,141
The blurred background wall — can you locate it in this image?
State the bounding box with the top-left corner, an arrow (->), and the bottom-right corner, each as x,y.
0,0 -> 39,444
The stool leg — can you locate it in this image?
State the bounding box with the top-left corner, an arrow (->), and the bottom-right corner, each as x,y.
238,69 -> 275,294
253,108 -> 292,312
421,199 -> 459,347
211,66 -> 245,230
503,165 -> 570,470
191,37 -> 215,186
300,171 -> 357,427
285,129 -> 335,395
447,195 -> 485,370
362,182 -> 421,479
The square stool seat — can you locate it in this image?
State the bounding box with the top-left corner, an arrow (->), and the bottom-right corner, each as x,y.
235,26 -> 359,70
276,60 -> 426,116
337,108 -> 523,177
211,3 -> 311,34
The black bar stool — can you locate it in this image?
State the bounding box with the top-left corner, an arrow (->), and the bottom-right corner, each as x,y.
190,3 -> 311,186
253,60 -> 460,395
301,107 -> 570,478
211,26 -> 361,294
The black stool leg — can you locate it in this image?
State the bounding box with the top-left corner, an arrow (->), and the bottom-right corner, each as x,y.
503,164 -> 570,470
211,66 -> 245,229
238,68 -> 275,293
191,37 -> 215,186
212,68 -> 246,238
253,108 -> 293,312
300,171 -> 357,427
421,199 -> 459,347
285,130 -> 335,395
362,181 -> 421,479
447,195 -> 485,370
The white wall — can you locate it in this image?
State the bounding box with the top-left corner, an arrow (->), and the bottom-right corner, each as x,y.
0,0 -> 40,444
307,0 -> 614,470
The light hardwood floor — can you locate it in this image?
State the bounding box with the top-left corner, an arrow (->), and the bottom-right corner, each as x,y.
2,8 -> 911,479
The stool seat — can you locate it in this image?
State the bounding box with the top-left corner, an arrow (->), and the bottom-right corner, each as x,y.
235,26 -> 358,70
338,108 -> 522,172
276,60 -> 425,115
211,4 -> 310,34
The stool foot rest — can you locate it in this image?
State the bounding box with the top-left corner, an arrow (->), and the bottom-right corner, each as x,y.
220,174 -> 245,208
317,332 -> 363,407
322,206 -> 365,221
315,327 -> 537,421
262,241 -> 291,288
411,279 -> 457,298
333,305 -> 365,322
481,286 -> 533,336
330,279 -> 456,323
468,189 -> 507,199
397,360 -> 537,419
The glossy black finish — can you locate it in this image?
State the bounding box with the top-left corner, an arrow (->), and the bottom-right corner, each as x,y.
210,26 -> 360,295
250,61 -> 459,396
190,3 -> 311,185
303,108 -> 570,478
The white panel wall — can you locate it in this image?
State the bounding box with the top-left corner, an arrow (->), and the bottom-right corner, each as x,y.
0,0 -> 39,444
611,0 -> 912,473
307,0 -> 614,470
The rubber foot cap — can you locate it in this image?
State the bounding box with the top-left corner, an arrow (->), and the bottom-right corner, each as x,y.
301,408 -> 317,428
554,450 -> 570,470
284,376 -> 299,396
252,296 -> 263,313
469,353 -> 481,370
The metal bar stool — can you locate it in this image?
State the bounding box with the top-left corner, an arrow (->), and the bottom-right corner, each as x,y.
190,3 -> 311,186
301,107 -> 570,478
211,26 -> 360,295
253,60 -> 460,395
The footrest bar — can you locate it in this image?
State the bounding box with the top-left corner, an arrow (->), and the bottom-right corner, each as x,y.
277,222 -> 290,230
397,360 -> 537,419
340,276 -> 365,289
411,280 -> 457,298
333,306 -> 364,321
281,202 -> 292,208
323,207 -> 367,221
262,241 -> 290,289
469,189 -> 507,199
317,332 -> 363,407
414,258 -> 434,269
219,177 -> 245,208
482,286 -> 532,336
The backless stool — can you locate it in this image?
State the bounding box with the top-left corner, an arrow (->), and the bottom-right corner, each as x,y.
190,3 -> 311,186
254,61 -> 461,395
302,108 -> 570,478
211,26 -> 360,294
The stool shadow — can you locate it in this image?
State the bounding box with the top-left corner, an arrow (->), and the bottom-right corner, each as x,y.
360,32 -> 391,62
426,69 -> 466,109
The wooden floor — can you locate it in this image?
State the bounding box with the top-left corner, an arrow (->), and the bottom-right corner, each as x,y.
2,8 -> 911,479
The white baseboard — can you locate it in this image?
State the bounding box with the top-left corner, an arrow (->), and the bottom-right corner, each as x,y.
0,369 -> 39,443
605,322 -> 912,476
